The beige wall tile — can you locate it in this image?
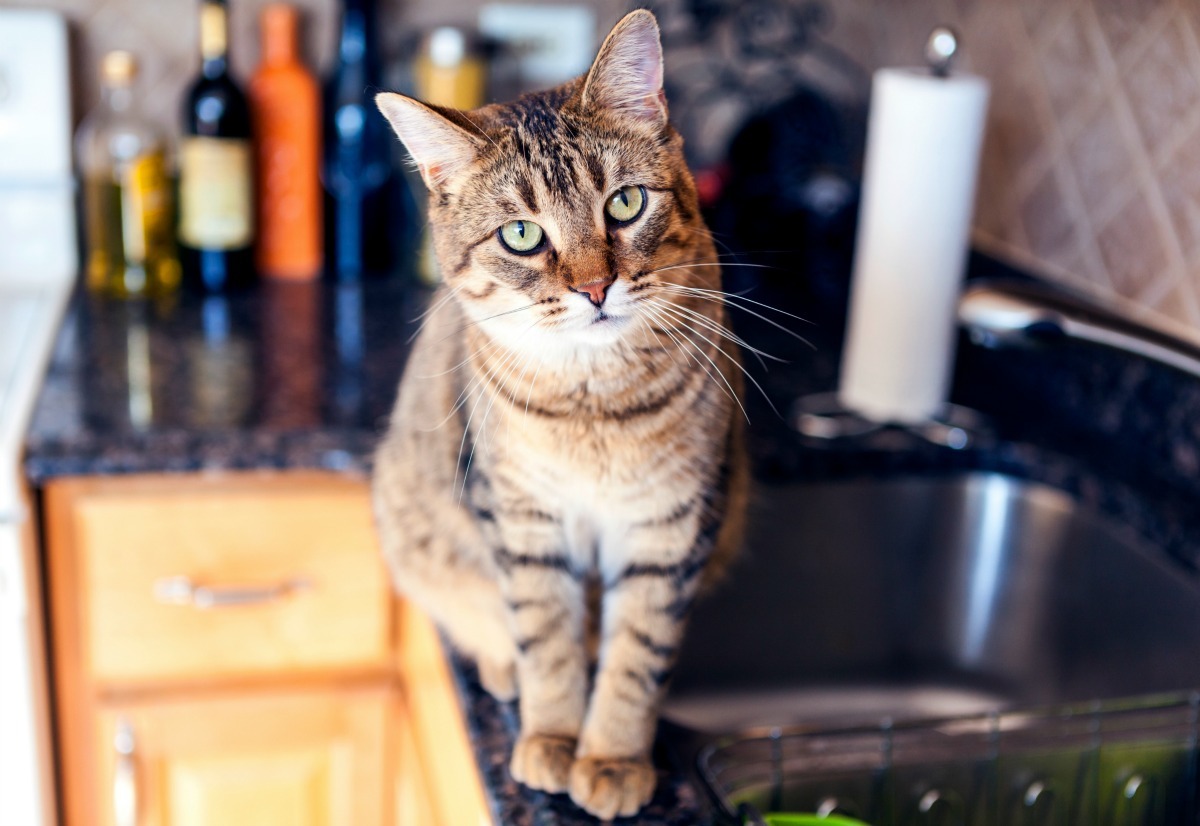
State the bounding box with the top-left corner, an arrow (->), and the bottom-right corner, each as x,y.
1066,100 -> 1135,212
1120,13 -> 1200,161
1095,190 -> 1168,297
1157,129 -> 1200,261
1036,9 -> 1103,120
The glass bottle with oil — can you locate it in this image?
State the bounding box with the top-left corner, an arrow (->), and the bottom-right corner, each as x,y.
76,51 -> 180,298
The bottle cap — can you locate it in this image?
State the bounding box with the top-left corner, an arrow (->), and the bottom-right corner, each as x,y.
199,1 -> 229,61
101,50 -> 138,86
261,3 -> 299,63
427,27 -> 467,68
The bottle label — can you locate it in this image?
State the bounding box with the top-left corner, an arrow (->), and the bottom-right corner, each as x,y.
179,137 -> 253,250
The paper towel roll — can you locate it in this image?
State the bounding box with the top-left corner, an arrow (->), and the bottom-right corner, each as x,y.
838,67 -> 989,424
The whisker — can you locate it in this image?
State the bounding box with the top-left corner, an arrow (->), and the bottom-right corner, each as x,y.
455,334 -> 531,502
639,304 -> 719,395
631,315 -> 681,369
648,298 -> 783,367
650,302 -> 779,420
496,331 -> 535,449
420,324 -> 519,431
657,282 -> 813,325
421,358 -> 495,433
434,301 -> 541,346
523,351 -> 547,419
410,286 -> 458,324
656,284 -> 815,349
649,261 -> 776,275
668,224 -> 741,260
641,303 -> 747,422
414,331 -> 507,380
458,111 -> 501,151
406,286 -> 462,344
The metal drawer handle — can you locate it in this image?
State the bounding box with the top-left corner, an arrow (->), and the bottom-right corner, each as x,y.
113,717 -> 137,826
152,575 -> 313,609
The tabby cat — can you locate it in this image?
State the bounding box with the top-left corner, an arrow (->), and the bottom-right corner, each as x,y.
373,10 -> 747,819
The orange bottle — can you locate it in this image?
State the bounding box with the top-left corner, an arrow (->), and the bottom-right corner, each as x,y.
249,3 -> 322,279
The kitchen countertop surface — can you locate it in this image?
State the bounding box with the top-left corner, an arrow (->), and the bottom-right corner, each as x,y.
23,254 -> 1200,824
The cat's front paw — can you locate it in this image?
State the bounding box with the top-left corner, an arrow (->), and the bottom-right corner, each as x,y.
510,733 -> 576,793
569,755 -> 656,820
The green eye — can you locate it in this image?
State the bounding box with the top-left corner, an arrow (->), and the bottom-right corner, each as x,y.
498,220 -> 545,254
605,185 -> 646,223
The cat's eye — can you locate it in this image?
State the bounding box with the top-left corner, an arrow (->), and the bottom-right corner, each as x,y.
605,185 -> 646,224
498,220 -> 545,254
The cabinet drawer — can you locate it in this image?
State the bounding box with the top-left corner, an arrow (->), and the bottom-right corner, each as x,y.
95,685 -> 391,826
59,475 -> 391,686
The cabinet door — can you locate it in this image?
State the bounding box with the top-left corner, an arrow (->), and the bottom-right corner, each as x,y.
94,686 -> 391,826
392,691 -> 435,826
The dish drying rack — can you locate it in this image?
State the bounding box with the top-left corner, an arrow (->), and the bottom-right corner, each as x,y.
699,692 -> 1200,826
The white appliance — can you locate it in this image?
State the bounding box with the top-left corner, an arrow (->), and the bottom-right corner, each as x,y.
0,9 -> 77,826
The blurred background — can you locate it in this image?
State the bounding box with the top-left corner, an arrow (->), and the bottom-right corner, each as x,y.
7,0 -> 1200,328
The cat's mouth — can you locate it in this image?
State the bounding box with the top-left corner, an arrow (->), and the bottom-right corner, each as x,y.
590,310 -> 629,328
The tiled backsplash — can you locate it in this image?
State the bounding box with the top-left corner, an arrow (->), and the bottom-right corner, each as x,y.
12,0 -> 1200,329
834,0 -> 1200,331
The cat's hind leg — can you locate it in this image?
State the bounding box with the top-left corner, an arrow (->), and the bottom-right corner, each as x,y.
374,478 -> 518,702
400,568 -> 518,702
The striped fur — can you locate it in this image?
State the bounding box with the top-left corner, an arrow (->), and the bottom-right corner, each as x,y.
373,11 -> 747,819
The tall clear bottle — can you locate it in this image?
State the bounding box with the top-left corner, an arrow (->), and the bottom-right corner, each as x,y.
322,0 -> 400,280
179,0 -> 256,292
76,51 -> 179,298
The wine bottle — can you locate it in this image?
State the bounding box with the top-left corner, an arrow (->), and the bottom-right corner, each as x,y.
76,51 -> 179,298
179,0 -> 256,292
322,0 -> 399,281
249,3 -> 322,280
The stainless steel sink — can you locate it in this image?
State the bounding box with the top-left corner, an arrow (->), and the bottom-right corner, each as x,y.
663,472 -> 1200,734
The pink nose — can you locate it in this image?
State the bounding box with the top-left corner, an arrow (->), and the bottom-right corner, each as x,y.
573,277 -> 614,308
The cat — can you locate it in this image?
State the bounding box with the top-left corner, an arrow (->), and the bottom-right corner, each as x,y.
372,10 -> 747,819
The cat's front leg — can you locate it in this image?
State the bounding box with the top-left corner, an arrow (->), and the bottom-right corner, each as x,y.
569,513 -> 710,819
494,510 -> 589,795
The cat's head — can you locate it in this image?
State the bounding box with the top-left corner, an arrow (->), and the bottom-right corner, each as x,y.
377,11 -> 717,353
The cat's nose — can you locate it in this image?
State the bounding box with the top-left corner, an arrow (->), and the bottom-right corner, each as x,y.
571,276 -> 615,308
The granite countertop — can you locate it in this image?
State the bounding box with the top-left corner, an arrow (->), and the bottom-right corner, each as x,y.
23,256 -> 1200,824
25,280 -> 420,481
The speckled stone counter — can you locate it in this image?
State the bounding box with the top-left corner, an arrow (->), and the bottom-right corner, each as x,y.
23,256 -> 1200,825
25,281 -> 422,480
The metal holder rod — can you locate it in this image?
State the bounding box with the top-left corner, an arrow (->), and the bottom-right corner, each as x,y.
790,391 -> 989,450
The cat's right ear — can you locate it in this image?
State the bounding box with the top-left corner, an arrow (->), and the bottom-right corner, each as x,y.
581,10 -> 666,126
375,93 -> 483,190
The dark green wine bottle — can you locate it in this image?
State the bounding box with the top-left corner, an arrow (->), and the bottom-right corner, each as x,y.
179,0 -> 256,292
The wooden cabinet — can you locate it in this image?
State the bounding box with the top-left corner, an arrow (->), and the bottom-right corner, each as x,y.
44,472 -> 490,826
95,687 -> 390,826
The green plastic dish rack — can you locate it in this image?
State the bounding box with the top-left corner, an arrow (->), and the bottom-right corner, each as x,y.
699,692 -> 1200,825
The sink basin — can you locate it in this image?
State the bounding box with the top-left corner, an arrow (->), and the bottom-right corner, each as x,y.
663,472 -> 1200,734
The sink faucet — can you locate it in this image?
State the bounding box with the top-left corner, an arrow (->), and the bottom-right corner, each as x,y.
958,280 -> 1200,379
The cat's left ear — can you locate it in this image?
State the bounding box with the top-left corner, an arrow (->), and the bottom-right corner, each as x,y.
581,10 -> 667,126
376,92 -> 484,190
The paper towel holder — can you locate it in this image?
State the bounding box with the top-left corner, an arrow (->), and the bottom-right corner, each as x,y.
790,392 -> 988,450
925,26 -> 959,77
